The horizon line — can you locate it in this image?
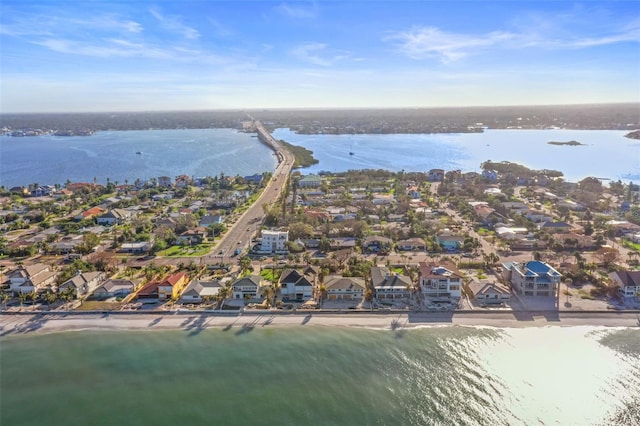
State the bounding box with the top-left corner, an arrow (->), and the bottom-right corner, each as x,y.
1,102 -> 638,115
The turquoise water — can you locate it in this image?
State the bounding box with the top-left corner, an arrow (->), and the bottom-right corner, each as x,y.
0,129 -> 278,188
272,128 -> 639,182
1,326 -> 639,425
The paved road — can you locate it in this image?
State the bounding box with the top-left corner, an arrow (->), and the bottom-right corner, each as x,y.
205,120 -> 295,264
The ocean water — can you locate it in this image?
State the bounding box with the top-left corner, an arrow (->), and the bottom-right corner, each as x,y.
1,326 -> 639,425
272,128 -> 640,182
0,129 -> 278,188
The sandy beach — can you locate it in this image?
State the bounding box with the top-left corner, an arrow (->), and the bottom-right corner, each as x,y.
1,310 -> 639,336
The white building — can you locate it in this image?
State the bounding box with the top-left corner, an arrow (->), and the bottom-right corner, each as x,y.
502,261 -> 561,297
418,262 -> 463,301
260,229 -> 289,253
609,271 -> 640,300
370,267 -> 411,299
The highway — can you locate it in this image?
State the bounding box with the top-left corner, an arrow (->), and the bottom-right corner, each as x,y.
206,120 -> 295,264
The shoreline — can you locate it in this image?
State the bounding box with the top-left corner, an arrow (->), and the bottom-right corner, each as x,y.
2,311 -> 639,336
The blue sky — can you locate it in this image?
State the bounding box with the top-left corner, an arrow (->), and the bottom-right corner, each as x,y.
1,1 -> 638,112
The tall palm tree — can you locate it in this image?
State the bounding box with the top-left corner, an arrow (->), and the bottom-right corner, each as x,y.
0,291 -> 9,310
44,290 -> 58,308
18,292 -> 28,310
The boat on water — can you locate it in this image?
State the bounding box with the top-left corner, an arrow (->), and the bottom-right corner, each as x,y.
136,151 -> 143,155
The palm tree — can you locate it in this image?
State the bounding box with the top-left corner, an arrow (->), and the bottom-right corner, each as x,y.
44,290 -> 58,308
18,292 -> 28,310
239,256 -> 252,275
261,285 -> 275,308
0,291 -> 10,310
28,291 -> 39,310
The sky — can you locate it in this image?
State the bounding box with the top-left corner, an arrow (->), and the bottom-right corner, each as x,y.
1,0 -> 639,112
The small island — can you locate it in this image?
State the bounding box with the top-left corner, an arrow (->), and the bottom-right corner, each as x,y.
278,139 -> 319,167
547,140 -> 586,146
625,130 -> 640,140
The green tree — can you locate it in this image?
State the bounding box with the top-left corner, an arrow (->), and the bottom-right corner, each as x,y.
239,256 -> 252,275
44,290 -> 58,307
0,291 -> 10,309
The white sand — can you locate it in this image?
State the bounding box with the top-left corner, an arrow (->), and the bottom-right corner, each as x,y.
1,311 -> 639,336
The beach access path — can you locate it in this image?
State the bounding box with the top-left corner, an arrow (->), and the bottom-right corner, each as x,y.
1,311 -> 639,336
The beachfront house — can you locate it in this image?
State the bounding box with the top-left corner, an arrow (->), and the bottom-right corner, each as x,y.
279,267 -> 317,301
418,262 -> 464,301
58,271 -> 105,298
7,263 -> 58,295
609,270 -> 640,300
370,267 -> 412,300
180,279 -> 222,303
324,276 -> 366,300
92,279 -> 137,299
466,281 -> 511,306
502,261 -> 561,297
136,272 -> 189,301
232,275 -> 265,300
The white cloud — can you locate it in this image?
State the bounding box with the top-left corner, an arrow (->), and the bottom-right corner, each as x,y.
149,8 -> 199,40
208,19 -> 234,38
387,27 -> 514,63
275,2 -> 318,19
0,13 -> 143,37
388,21 -> 640,63
291,42 -> 350,66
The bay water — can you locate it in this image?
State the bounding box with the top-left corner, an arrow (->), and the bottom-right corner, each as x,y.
272,128 -> 640,182
1,326 -> 639,425
2,128 -> 638,189
0,129 -> 278,188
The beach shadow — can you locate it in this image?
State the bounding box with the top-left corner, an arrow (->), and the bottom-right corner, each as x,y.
235,316 -> 261,335
181,316 -> 196,327
148,317 -> 163,327
407,312 -> 453,324
390,316 -> 408,338
262,316 -> 274,326
1,315 -> 49,336
543,311 -> 560,322
235,323 -> 255,335
222,316 -> 241,332
301,314 -> 312,325
390,316 -> 403,330
512,311 -> 534,322
185,315 -> 208,337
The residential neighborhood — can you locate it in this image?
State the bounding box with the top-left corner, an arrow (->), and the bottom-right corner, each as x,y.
1,159 -> 640,315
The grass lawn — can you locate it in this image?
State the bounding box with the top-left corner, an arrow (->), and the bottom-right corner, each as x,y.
158,244 -> 212,257
476,227 -> 495,236
623,241 -> 640,251
260,268 -> 281,282
77,300 -> 123,311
